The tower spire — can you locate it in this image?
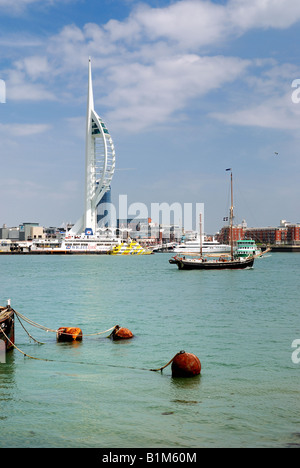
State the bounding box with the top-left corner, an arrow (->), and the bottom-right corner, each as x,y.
84,57 -> 95,231
70,57 -> 116,236
87,57 -> 94,111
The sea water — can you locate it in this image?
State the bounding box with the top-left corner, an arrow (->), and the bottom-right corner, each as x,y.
0,253 -> 299,448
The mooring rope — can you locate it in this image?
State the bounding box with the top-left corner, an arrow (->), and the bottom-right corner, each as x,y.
14,310 -> 57,333
13,309 -> 116,338
15,312 -> 45,345
0,326 -> 51,361
149,351 -> 183,372
1,318 -> 180,373
2,309 -> 184,373
0,307 -> 13,321
0,326 -> 165,372
84,326 -> 117,336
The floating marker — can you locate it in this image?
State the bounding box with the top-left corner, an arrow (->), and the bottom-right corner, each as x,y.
171,350 -> 201,378
110,325 -> 133,341
57,327 -> 83,342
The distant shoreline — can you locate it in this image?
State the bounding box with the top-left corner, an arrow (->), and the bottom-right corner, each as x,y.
0,250 -> 107,255
0,245 -> 300,255
265,245 -> 300,253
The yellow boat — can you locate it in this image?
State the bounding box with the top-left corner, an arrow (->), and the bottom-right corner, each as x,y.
108,241 -> 152,255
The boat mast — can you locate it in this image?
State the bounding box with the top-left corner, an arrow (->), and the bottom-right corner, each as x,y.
230,170 -> 234,260
199,213 -> 203,257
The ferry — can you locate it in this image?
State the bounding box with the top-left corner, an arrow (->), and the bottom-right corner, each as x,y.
235,239 -> 261,258
30,234 -> 151,255
62,234 -> 120,254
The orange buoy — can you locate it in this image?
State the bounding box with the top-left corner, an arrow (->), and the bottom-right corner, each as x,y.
57,327 -> 83,342
110,325 -> 133,341
171,350 -> 201,378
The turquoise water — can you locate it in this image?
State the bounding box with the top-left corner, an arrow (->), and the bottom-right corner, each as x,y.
0,253 -> 299,448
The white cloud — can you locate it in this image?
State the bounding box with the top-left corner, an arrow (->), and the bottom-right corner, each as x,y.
228,0 -> 300,31
0,0 -> 39,9
0,33 -> 43,48
211,94 -> 300,131
6,67 -> 56,101
0,0 -> 75,14
133,1 -> 228,49
119,0 -> 300,50
210,61 -> 300,131
15,56 -> 51,80
0,123 -> 51,136
104,54 -> 250,131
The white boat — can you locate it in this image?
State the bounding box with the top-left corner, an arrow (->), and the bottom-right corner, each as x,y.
31,234 -> 151,255
62,235 -> 119,253
235,239 -> 262,258
174,236 -> 231,255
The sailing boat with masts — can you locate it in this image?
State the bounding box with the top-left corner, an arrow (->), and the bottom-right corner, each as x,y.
169,169 -> 255,270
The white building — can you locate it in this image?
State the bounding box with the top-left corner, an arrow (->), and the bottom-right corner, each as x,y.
70,58 -> 116,236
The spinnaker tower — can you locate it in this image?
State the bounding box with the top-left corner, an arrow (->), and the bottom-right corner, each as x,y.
70,58 -> 116,235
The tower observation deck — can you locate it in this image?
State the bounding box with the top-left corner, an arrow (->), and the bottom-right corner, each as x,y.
70,58 -> 116,236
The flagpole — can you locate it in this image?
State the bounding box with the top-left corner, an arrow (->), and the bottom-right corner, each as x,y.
226,168 -> 233,260
230,171 -> 233,260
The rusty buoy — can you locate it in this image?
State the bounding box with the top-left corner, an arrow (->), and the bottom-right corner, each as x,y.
57,327 -> 83,342
110,325 -> 133,341
171,350 -> 201,378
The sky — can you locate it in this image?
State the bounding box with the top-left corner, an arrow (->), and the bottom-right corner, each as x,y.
0,0 -> 300,234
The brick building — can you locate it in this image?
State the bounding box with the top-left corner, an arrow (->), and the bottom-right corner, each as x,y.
216,220 -> 300,245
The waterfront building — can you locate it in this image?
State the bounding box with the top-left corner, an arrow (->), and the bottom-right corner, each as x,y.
19,223 -> 44,241
0,223 -> 44,242
0,225 -> 19,241
70,58 -> 116,236
217,220 -> 300,246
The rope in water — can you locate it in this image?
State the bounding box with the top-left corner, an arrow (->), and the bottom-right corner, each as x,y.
13,309 -> 116,337
84,326 -> 117,336
2,308 -> 181,373
15,312 -> 45,345
149,351 -> 183,372
13,310 -> 57,333
1,325 -> 178,373
0,326 -> 51,361
1,318 -> 180,373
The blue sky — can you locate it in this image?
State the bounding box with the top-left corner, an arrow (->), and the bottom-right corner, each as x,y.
0,0 -> 300,233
